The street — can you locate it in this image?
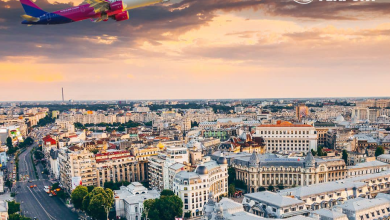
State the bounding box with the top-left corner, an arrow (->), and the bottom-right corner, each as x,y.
14,143 -> 79,220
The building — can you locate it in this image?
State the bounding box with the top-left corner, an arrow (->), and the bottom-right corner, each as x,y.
114,182 -> 160,220
49,149 -> 60,180
148,146 -> 189,191
231,152 -> 347,193
218,131 -> 266,154
377,154 -> 390,163
95,149 -> 148,187
296,104 -> 309,122
346,160 -> 390,178
173,156 -> 228,217
279,180 -> 369,210
0,201 -> 8,220
58,148 -> 97,193
253,121 -> 318,153
334,193 -> 390,220
242,191 -> 308,218
313,122 -> 337,146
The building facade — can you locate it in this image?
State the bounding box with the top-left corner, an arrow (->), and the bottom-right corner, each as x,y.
253,121 -> 318,153
173,157 -> 228,217
231,152 -> 346,193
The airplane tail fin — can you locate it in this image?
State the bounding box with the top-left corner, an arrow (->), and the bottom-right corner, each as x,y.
20,0 -> 46,17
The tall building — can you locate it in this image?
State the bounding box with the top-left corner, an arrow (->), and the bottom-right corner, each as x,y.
148,145 -> 189,191
296,104 -> 309,122
253,121 -> 318,152
173,156 -> 228,218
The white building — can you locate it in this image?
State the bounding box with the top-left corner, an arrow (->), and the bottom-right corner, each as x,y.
346,160 -> 390,178
253,121 -> 318,152
149,146 -> 189,191
115,182 -> 160,220
173,156 -> 228,218
49,149 -> 60,180
242,191 -> 308,218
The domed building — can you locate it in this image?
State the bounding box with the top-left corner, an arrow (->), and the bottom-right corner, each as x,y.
173,156 -> 228,218
232,151 -> 347,193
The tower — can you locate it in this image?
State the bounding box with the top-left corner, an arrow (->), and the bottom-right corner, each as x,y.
62,87 -> 64,102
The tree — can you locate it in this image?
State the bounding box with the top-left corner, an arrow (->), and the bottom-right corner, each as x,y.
277,183 -> 285,190
8,214 -> 31,220
342,150 -> 348,165
267,185 -> 274,192
375,146 -> 385,157
71,185 -> 88,210
87,185 -> 95,192
258,186 -> 266,192
228,167 -> 236,185
82,187 -> 114,220
8,201 -> 20,215
184,211 -> 192,218
191,121 -> 199,127
142,199 -> 155,220
161,189 -> 175,197
6,137 -> 13,148
147,192 -> 183,220
311,149 -> 317,156
228,184 -> 236,197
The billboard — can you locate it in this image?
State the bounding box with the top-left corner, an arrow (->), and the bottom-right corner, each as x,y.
71,176 -> 82,190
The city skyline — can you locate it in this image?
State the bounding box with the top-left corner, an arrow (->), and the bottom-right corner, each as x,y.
1,0 -> 390,101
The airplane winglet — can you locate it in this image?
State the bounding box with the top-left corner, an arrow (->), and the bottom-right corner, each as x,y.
21,14 -> 40,22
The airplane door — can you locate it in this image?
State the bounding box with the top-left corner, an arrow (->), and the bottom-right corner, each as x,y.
47,13 -> 51,21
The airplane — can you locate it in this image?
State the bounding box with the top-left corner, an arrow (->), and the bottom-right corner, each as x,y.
20,0 -> 169,25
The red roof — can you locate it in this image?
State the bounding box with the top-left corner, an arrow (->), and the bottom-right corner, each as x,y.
42,135 -> 56,145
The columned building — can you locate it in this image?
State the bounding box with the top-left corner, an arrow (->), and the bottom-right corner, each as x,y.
253,121 -> 318,153
173,157 -> 228,218
231,152 -> 346,193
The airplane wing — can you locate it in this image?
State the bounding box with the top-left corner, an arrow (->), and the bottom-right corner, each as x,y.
79,0 -> 110,13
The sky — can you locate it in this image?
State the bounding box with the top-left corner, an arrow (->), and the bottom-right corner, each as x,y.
1,0 -> 390,101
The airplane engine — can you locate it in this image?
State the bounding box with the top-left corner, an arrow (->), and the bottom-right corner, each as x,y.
114,11 -> 129,21
109,1 -> 125,11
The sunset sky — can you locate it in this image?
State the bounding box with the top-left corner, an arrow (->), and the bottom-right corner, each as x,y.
1,0 -> 390,101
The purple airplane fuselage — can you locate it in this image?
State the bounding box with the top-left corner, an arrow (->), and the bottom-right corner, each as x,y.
20,0 -> 164,25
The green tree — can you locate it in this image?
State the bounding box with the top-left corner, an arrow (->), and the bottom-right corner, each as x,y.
311,149 -> 317,156
375,146 -> 385,157
161,189 -> 175,197
258,186 -> 266,192
8,214 -> 31,220
277,183 -> 285,190
82,187 -> 114,219
71,185 -> 88,210
191,121 -> 199,127
6,137 -> 13,148
88,194 -> 108,220
147,193 -> 183,220
267,185 -> 275,192
142,199 -> 155,220
87,185 -> 95,192
8,201 -> 20,215
228,184 -> 236,197
342,150 -> 348,165
228,167 -> 236,185
184,211 -> 192,218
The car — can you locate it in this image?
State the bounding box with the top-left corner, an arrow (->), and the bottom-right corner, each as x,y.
28,180 -> 32,183
29,185 -> 34,188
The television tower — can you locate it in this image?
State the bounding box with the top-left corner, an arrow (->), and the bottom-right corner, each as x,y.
62,87 -> 64,102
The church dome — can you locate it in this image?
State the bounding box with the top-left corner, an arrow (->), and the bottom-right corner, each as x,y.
336,115 -> 345,123
157,142 -> 165,150
217,156 -> 228,165
196,165 -> 208,175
